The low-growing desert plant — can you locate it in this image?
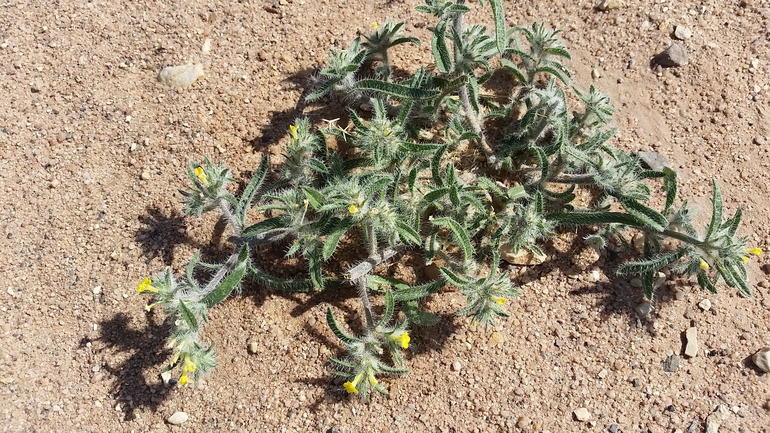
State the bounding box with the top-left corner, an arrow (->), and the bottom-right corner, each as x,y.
137,0 -> 762,398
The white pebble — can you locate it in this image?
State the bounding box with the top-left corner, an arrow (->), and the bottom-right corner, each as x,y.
452,361 -> 462,371
573,407 -> 591,421
698,299 -> 712,311
167,411 -> 189,425
158,64 -> 204,88
752,347 -> 770,373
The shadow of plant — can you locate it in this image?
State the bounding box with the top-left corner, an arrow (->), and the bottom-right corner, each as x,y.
135,206 -> 187,266
98,312 -> 172,421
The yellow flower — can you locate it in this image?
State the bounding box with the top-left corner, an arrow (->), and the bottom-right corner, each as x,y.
699,258 -> 709,270
371,22 -> 378,30
289,124 -> 298,140
390,331 -> 410,349
348,204 -> 359,214
743,256 -> 749,263
343,372 -> 362,394
179,372 -> 189,386
137,278 -> 159,294
367,369 -> 378,387
747,247 -> 763,256
183,355 -> 196,373
145,303 -> 158,312
492,296 -> 507,306
194,167 -> 208,185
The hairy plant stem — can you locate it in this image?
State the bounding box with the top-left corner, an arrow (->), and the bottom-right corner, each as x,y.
345,246 -> 402,281
357,278 -> 375,328
202,249 -> 240,295
219,199 -> 241,235
452,3 -> 495,161
367,222 -> 378,256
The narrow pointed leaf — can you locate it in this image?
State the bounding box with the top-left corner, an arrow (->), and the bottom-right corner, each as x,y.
431,217 -> 474,263
323,218 -> 355,260
325,307 -> 361,345
619,199 -> 668,232
177,300 -> 199,332
201,244 -> 249,308
705,180 -> 722,239
432,20 -> 452,74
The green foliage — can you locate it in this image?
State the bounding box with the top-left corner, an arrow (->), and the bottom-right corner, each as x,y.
137,0 -> 760,398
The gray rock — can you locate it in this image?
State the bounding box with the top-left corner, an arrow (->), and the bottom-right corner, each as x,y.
636,302 -> 653,316
655,44 -> 688,67
635,151 -> 670,171
663,354 -> 680,372
687,420 -> 699,433
167,411 -> 189,425
751,347 -> 770,372
684,327 -> 699,357
597,0 -> 625,10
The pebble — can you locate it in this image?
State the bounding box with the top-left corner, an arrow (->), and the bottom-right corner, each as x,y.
684,327 -> 699,357
452,361 -> 462,371
488,332 -> 505,347
698,299 -> 712,311
687,420 -> 699,433
140,171 -> 150,180
248,341 -> 259,354
630,278 -> 643,288
573,407 -> 591,421
674,25 -> 693,40
751,347 -> 770,372
663,354 -> 680,372
635,151 -> 670,171
499,244 -> 547,265
675,290 -> 686,301
754,136 -> 766,146
655,44 -> 688,67
683,306 -> 695,319
160,371 -> 173,385
167,411 -> 189,425
705,405 -> 728,433
158,64 -> 204,88
597,0 -> 625,11
636,302 -> 653,316
591,68 -> 602,79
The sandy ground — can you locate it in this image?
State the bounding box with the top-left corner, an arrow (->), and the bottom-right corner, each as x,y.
1,0 -> 770,432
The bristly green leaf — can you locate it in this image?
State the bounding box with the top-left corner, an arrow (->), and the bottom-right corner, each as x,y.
431,217 -> 474,264
619,199 -> 668,232
303,187 -> 326,210
323,218 -> 355,260
248,263 -> 316,292
547,211 -> 642,227
617,249 -> 687,275
662,167 -> 677,213
706,180 -> 722,240
432,20 -> 452,73
354,79 -> 439,100
488,0 -> 507,55
177,300 -> 199,332
439,266 -> 471,287
242,217 -> 287,238
395,221 -> 421,246
201,244 -> 249,308
308,249 -> 324,290
235,155 -> 270,227
305,77 -> 342,102
325,307 -> 361,345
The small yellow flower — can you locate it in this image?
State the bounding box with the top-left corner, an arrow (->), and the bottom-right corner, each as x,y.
348,204 -> 359,214
137,278 -> 159,294
183,355 -> 196,373
367,369 -> 377,387
343,372 -> 362,394
390,331 -> 410,349
699,258 -> 709,270
743,256 -> 749,263
492,296 -> 507,306
747,247 -> 763,256
289,124 -> 298,140
371,22 -> 378,30
179,372 -> 189,386
194,167 -> 208,185
145,303 -> 158,312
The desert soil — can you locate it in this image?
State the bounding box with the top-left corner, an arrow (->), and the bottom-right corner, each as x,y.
1,0 -> 770,432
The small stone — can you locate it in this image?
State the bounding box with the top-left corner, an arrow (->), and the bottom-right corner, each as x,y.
636,302 -> 653,316
608,424 -> 618,433
687,420 -> 699,433
92,286 -> 102,295
675,290 -> 686,301
488,332 -> 505,347
655,44 -> 688,67
630,278 -> 643,288
516,417 -> 531,429
698,299 -> 712,311
754,136 -> 766,146
632,378 -> 641,387
635,151 -> 671,171
751,347 -> 770,372
597,0 -> 625,11
160,371 -> 173,385
452,361 -> 462,371
167,411 -> 189,425
573,407 -> 591,421
158,64 -> 204,88
663,354 -> 680,372
683,306 -> 695,319
598,369 -> 608,379
591,68 -> 601,79
140,171 -> 150,180
499,244 -> 547,265
248,341 -> 259,354
674,25 -> 693,40
684,327 -> 699,358
705,405 -> 729,433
